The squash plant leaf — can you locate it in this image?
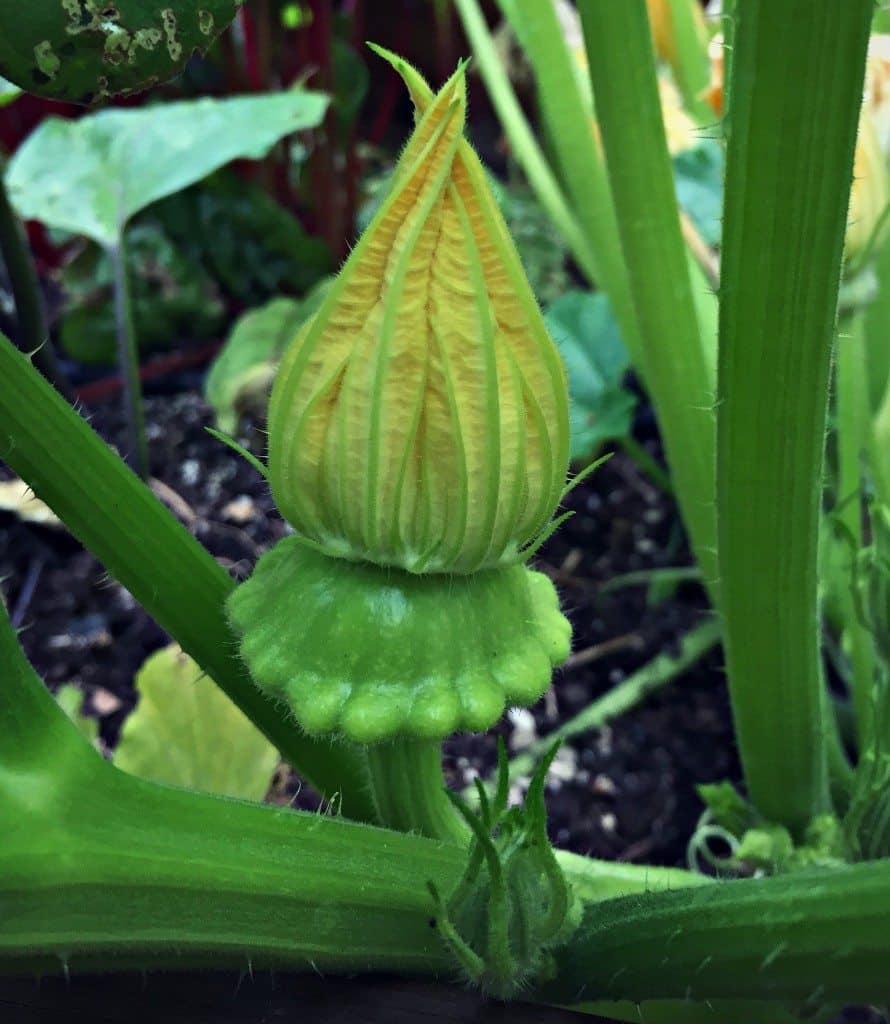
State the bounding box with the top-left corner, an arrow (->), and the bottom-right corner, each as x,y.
205,282 -> 331,432
0,0 -> 243,105
0,74 -> 21,106
673,137 -> 724,248
544,289 -> 637,461
113,644 -> 280,801
4,89 -> 329,249
55,684 -> 100,748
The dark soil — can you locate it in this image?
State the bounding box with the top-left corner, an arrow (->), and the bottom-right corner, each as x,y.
0,386 -> 734,866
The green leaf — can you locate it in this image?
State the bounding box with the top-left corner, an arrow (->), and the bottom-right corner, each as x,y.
5,89 -> 329,248
0,75 -> 21,106
151,170 -> 333,303
55,684 -> 99,748
59,223 -> 224,365
673,139 -> 724,248
544,290 -> 636,460
0,1 -> 242,105
205,295 -> 307,431
114,643 -> 279,801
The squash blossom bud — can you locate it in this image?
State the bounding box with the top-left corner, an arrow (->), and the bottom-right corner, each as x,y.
267,61 -> 570,575
228,52 -> 573,745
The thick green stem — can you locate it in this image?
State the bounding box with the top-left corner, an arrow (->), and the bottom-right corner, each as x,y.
7,601 -> 887,1000
835,311 -> 875,743
716,0 -> 872,833
0,596 -> 452,974
872,368 -> 890,508
0,167 -> 66,391
662,0 -> 712,123
507,0 -> 643,363
451,0 -> 599,284
109,236 -> 149,479
0,332 -> 376,822
1,760 -> 459,976
0,599 -> 702,977
540,861 -> 890,1004
365,738 -> 466,843
578,1 -> 718,597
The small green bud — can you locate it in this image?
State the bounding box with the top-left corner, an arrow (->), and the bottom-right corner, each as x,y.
736,825 -> 795,874
429,744 -> 580,998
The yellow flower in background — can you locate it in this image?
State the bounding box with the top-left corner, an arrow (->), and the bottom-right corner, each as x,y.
705,33 -> 890,263
572,37 -> 698,157
267,57 -> 570,575
657,74 -> 699,156
704,32 -> 724,117
646,0 -> 708,81
848,112 -> 890,263
864,34 -> 890,153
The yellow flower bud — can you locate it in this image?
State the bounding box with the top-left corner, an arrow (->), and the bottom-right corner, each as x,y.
657,74 -> 699,156
267,57 -> 570,574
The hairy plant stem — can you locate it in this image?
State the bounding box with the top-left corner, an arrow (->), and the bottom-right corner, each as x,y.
109,237 -> 149,479
0,599 -> 701,976
540,860 -> 890,1005
0,168 -> 66,392
716,0 -> 872,834
576,0 -> 718,600
5,597 -> 889,999
0,332 -> 376,821
365,738 -> 467,843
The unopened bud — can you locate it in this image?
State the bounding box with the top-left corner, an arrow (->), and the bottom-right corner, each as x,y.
267,60 -> 569,575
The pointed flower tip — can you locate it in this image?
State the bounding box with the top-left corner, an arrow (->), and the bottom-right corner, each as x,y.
267,56 -> 570,575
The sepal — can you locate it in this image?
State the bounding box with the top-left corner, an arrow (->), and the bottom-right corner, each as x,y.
428,741 -> 580,999
227,537 -> 571,744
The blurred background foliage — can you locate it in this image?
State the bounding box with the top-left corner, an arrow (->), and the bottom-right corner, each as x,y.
0,0 -> 726,470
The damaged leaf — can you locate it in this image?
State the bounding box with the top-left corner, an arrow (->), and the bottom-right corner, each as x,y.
0,0 -> 243,104
4,89 -> 329,249
205,284 -> 331,432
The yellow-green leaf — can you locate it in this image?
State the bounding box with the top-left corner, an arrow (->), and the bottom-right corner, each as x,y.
113,644 -> 279,800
